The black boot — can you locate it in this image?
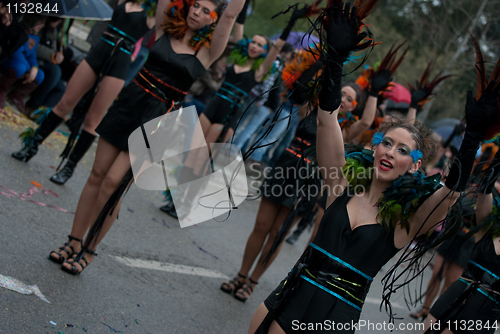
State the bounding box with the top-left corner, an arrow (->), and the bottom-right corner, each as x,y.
160,201 -> 174,213
50,130 -> 96,185
50,160 -> 77,185
12,111 -> 63,162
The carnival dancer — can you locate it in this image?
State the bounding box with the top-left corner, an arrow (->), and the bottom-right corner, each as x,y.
11,0 -> 156,186
247,2 -> 500,333
423,38 -> 500,334
423,149 -> 500,334
219,19 -> 394,302
162,0 -> 304,219
47,0 -> 245,275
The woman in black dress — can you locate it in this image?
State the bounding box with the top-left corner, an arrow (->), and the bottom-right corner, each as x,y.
47,0 -> 245,274
247,3 -> 500,333
423,149 -> 500,334
12,0 -> 155,186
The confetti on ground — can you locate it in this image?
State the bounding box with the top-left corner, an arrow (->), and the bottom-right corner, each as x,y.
0,183 -> 74,214
0,274 -> 50,303
50,321 -> 57,325
127,208 -> 134,213
192,241 -> 219,260
101,322 -> 124,333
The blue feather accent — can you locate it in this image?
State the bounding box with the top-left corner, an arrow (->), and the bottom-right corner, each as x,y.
371,132 -> 384,146
410,149 -> 423,163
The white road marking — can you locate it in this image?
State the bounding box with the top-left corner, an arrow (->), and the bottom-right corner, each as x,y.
113,256 -> 230,279
364,297 -> 404,309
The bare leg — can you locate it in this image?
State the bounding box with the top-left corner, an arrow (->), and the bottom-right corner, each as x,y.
239,198 -> 282,276
412,254 -> 448,319
441,262 -> 464,293
50,138 -> 120,262
248,303 -> 285,334
52,60 -> 97,118
246,205 -> 292,281
221,198 -> 280,291
234,204 -> 292,300
62,150 -> 132,272
81,76 -> 125,135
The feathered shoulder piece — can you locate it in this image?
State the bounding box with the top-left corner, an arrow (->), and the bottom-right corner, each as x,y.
282,47 -> 321,90
162,0 -> 215,51
377,170 -> 442,233
136,0 -> 157,17
342,144 -> 374,190
470,34 -> 500,141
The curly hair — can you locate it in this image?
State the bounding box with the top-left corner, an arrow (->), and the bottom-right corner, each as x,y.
376,115 -> 438,164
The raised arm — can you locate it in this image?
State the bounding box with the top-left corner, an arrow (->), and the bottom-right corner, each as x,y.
209,0 -> 246,64
254,5 -> 305,83
410,88 -> 500,238
343,95 -> 377,143
155,0 -> 171,37
344,68 -> 392,143
475,149 -> 500,240
316,3 -> 367,207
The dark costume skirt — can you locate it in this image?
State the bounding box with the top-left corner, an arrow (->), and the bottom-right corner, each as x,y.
259,243 -> 372,334
96,67 -> 186,151
436,230 -> 475,268
260,149 -> 320,212
429,260 -> 500,334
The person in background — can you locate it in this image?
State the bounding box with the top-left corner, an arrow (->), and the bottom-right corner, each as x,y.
0,14 -> 45,114
25,16 -> 66,116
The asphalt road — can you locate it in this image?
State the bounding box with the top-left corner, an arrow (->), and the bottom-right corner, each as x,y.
0,106 -> 433,334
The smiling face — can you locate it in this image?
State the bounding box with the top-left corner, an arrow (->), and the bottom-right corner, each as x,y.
339,85 -> 357,114
187,0 -> 217,31
248,35 -> 267,59
373,127 -> 421,183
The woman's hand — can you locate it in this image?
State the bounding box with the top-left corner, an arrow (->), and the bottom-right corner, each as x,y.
324,3 -> 366,61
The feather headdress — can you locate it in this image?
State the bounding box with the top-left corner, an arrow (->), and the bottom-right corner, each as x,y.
470,34 -> 500,140
407,58 -> 452,109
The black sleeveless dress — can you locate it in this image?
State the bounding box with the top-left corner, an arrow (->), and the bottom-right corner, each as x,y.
429,234 -> 500,333
202,65 -> 257,129
263,189 -> 400,333
96,34 -> 206,151
85,0 -> 150,80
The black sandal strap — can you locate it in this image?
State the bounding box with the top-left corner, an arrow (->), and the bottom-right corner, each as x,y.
249,277 -> 259,285
67,235 -> 83,243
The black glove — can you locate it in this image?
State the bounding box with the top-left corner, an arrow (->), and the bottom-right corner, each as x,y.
369,69 -> 392,97
409,84 -> 430,111
318,3 -> 365,111
478,148 -> 500,194
445,89 -> 499,191
324,3 -> 366,61
236,0 -> 250,24
291,59 -> 323,104
279,5 -> 306,41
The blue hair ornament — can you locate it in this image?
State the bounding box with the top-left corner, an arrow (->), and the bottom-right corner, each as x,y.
371,132 -> 384,146
410,149 -> 423,163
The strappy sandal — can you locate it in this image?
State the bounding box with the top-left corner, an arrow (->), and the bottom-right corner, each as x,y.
410,306 -> 430,321
61,247 -> 96,275
220,272 -> 247,294
234,278 -> 258,302
49,235 -> 82,264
